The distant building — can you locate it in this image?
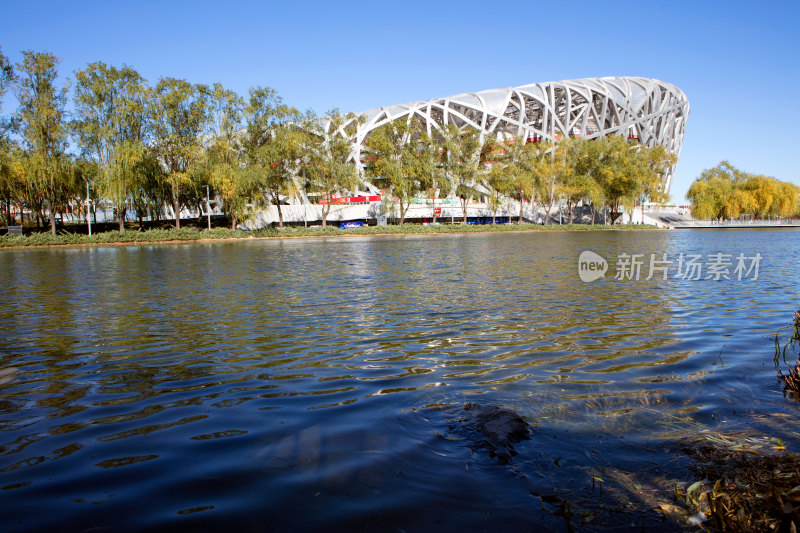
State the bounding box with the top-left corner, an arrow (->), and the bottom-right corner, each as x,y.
246,78 -> 690,227
336,77 -> 689,195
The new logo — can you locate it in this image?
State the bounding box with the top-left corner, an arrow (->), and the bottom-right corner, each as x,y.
578,251 -> 608,282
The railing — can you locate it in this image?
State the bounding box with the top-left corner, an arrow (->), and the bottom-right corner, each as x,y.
699,218 -> 798,226
660,218 -> 799,228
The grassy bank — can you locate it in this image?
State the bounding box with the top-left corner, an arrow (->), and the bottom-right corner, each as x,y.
0,222 -> 658,248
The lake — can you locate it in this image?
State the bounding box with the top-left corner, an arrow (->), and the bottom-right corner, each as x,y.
1,229 -> 799,531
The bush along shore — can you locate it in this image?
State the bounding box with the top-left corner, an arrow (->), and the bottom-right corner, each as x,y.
0,222 -> 657,248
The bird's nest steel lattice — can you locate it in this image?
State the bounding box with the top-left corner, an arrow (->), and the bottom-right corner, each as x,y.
335,76 -> 689,194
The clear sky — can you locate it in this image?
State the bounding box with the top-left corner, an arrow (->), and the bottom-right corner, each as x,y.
2,0 -> 798,202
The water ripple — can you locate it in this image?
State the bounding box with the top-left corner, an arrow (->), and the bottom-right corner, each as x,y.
1,230 -> 799,531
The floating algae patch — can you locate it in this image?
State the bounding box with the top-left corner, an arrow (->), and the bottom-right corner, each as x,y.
677,435 -> 800,532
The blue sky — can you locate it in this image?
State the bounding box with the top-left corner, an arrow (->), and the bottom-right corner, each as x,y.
2,0 -> 798,202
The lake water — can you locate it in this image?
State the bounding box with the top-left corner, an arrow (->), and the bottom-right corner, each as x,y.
1,229 -> 799,531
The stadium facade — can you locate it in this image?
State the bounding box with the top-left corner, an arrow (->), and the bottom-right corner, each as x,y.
245,77 -> 689,227
335,76 -> 689,195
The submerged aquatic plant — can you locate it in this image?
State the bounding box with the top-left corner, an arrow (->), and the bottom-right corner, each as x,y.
774,310 -> 800,400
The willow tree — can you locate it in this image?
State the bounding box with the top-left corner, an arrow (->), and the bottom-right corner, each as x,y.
535,139 -> 572,224
0,48 -> 18,225
489,135 -> 544,224
578,135 -> 642,224
776,181 -> 800,217
687,175 -> 728,220
405,127 -> 443,222
14,51 -> 71,234
0,142 -> 26,226
74,62 -> 152,231
622,143 -> 675,221
0,45 -> 12,144
564,138 -> 608,223
0,47 -> 14,224
304,110 -> 361,227
363,119 -> 426,224
441,125 -> 493,224
152,78 -> 211,228
484,167 -> 511,224
204,83 -> 248,228
244,86 -> 306,228
688,162 -> 799,220
739,173 -> 800,218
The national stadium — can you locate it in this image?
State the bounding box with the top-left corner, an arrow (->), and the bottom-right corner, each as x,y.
245,76 -> 689,228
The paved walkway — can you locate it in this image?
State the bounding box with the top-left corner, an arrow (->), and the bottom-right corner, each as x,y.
647,212 -> 800,229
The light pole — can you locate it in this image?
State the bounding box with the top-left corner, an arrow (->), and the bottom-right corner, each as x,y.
301,169 -> 308,228
204,185 -> 211,231
86,181 -> 92,236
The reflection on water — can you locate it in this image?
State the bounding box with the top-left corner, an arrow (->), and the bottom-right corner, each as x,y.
1,229 -> 799,531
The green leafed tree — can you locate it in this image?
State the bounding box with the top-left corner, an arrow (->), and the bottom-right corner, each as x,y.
204,83 -> 248,228
14,50 -> 71,234
304,110 -> 361,227
0,45 -> 14,136
535,139 -> 572,224
622,143 -> 675,221
0,46 -> 18,225
151,78 -> 211,228
0,141 -> 26,226
421,128 -> 452,225
363,118 -> 427,224
488,135 -> 542,224
404,126 -> 444,223
580,135 -> 642,224
441,125 -> 494,224
245,86 -> 306,228
0,45 -> 14,134
74,62 -> 153,231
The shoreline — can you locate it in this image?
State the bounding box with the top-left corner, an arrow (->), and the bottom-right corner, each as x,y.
0,223 -> 660,250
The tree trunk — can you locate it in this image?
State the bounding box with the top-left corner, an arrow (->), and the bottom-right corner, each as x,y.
49,204 -> 57,235
399,200 -> 410,225
461,198 -> 468,224
172,184 -> 181,229
277,202 -> 284,228
518,193 -> 524,224
322,204 -> 329,227
118,208 -> 125,233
